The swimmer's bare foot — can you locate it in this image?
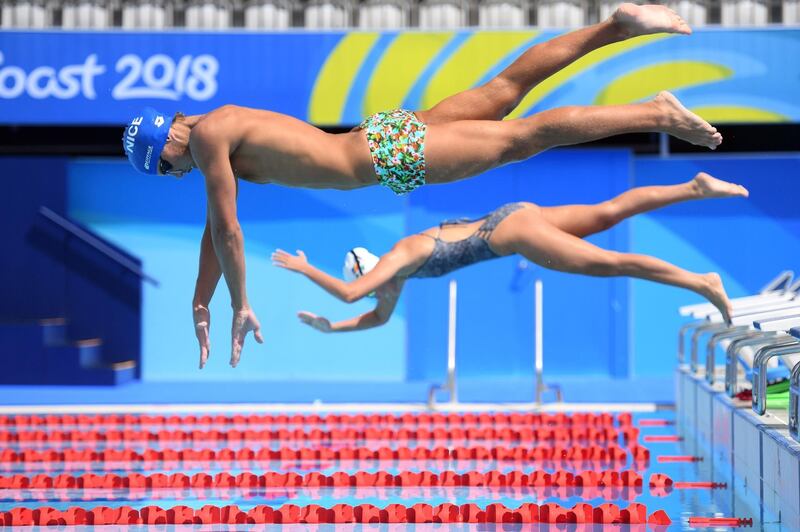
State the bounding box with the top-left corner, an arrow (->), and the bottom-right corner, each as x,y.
654,91 -> 723,150
691,172 -> 749,199
701,272 -> 733,324
611,3 -> 692,38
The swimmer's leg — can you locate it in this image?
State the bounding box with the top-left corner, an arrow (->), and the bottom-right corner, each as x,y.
497,208 -> 733,322
416,3 -> 690,125
540,172 -> 749,238
424,91 -> 722,184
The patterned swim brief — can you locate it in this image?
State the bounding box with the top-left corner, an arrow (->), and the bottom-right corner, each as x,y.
359,109 -> 427,195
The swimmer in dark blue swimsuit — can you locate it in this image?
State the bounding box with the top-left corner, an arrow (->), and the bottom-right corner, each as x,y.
273,173 -> 747,330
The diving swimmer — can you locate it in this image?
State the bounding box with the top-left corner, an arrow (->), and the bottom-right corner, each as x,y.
272,173 -> 745,332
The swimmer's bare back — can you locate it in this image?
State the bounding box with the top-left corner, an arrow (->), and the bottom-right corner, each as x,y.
192,93 -> 720,195
191,105 -> 377,189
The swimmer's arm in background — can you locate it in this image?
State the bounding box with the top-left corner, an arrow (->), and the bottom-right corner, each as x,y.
297,281 -> 405,332
272,248 -> 406,303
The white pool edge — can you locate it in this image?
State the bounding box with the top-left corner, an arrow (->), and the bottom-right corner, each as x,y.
0,402 -> 662,415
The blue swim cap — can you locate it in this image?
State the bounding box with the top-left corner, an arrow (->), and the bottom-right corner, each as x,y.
122,107 -> 170,175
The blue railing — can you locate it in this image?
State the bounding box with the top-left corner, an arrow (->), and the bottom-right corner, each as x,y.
38,206 -> 159,287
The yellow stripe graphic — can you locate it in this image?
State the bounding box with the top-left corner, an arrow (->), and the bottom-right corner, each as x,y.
595,61 -> 733,105
363,33 -> 454,117
692,105 -> 787,123
309,33 -> 380,125
421,31 -> 538,110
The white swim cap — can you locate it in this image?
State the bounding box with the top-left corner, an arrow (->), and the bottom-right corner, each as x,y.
343,247 -> 379,281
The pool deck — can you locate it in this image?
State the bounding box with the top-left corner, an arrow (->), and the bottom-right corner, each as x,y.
677,365 -> 800,528
0,376 -> 674,406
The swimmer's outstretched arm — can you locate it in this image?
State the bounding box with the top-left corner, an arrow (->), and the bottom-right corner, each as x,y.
271,249 -> 406,303
296,288 -> 403,333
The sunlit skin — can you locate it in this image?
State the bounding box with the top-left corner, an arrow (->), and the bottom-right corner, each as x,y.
273,173 -> 747,332
176,4 -> 723,368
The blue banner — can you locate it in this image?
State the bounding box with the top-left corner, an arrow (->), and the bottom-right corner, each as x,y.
1,29 -> 799,125
0,31 -> 343,124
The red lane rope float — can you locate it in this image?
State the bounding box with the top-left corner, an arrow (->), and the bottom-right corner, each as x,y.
657,455 -> 702,463
631,445 -> 651,461
0,427 -> 623,444
648,473 -> 673,497
0,488 -> 643,505
0,444 -> 632,464
688,517 -> 752,527
0,469 -> 644,489
0,412 -> 625,429
638,419 -> 674,427
642,435 -> 683,443
650,474 -> 726,490
674,481 -> 727,489
649,473 -> 673,487
3,458 -> 643,474
0,485 -> 644,505
0,502 -> 670,525
617,413 -> 634,426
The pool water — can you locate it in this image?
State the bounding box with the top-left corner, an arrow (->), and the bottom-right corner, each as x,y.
0,409 -> 772,529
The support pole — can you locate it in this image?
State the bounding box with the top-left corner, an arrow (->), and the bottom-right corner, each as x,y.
535,279 -> 544,404
447,279 -> 458,404
534,278 -> 562,405
428,280 -> 458,409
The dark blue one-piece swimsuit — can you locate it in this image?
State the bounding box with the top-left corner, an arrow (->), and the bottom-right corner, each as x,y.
410,202 -> 527,279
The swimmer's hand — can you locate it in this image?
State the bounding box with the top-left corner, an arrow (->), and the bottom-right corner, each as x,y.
231,307 -> 264,367
298,311 -> 332,333
193,305 -> 211,369
271,249 -> 308,273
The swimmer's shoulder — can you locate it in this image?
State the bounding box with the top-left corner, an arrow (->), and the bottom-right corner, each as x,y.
195,105 -> 245,129
392,235 -> 434,278
190,106 -> 247,151
193,105 -> 292,143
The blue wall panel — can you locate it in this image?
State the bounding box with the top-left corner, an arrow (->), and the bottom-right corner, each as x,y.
0,157 -> 69,321
0,157 -> 143,379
